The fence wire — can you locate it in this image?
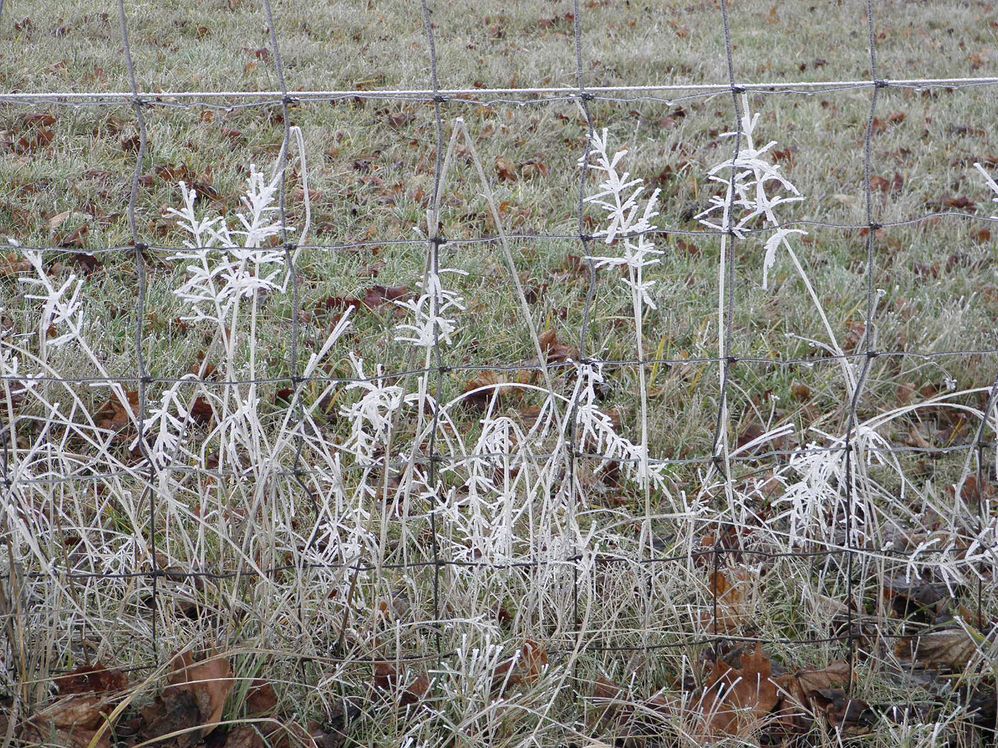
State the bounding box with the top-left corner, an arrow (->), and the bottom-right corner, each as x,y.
1,0 -> 997,741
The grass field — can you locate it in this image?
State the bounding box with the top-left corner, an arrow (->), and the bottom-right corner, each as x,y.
2,1 -> 998,746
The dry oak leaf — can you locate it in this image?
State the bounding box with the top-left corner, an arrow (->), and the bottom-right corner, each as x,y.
807,689 -> 877,736
491,640 -> 549,695
244,678 -> 278,717
463,370 -> 516,409
538,328 -> 576,363
773,660 -> 852,728
495,156 -> 517,182
700,567 -> 759,634
696,645 -> 780,738
95,390 -> 139,432
22,698 -> 112,748
136,688 -> 202,748
215,723 -> 311,748
0,252 -> 33,277
215,725 -> 267,747
590,676 -> 672,734
56,663 -> 129,696
165,650 -> 235,736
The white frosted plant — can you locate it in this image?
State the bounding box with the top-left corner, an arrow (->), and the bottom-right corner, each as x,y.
167,165 -> 287,325
134,375 -> 199,469
393,266 -> 467,348
582,128 -> 664,309
977,161 -> 998,215
572,362 -> 668,493
339,353 -> 419,468
18,249 -> 133,426
698,95 -> 854,393
580,130 -> 667,547
19,250 -> 86,352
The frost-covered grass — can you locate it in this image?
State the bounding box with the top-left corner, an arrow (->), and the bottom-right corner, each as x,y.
1,1 -> 997,746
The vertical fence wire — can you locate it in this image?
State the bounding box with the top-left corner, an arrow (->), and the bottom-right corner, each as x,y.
418,0 -> 448,663
259,0 -> 318,671
114,0 -> 158,665
843,0 -> 884,687
569,0 -> 596,662
709,0 -> 747,662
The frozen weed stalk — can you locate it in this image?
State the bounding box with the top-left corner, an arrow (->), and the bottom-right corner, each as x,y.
581,128 -> 670,556
697,94 -> 854,396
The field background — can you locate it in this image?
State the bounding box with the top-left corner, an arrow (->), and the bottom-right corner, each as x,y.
1,1 -> 997,746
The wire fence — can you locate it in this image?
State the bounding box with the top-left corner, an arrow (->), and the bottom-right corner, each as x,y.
1,0 -> 997,742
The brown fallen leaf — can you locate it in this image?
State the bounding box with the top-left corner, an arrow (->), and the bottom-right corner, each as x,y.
895,628 -> 980,671
774,660 -> 853,727
57,223 -> 90,248
361,284 -> 409,309
495,156 -> 517,182
21,663 -> 127,748
136,686 -> 202,747
164,650 -> 234,735
807,688 -> 877,736
216,725 -> 267,747
244,679 -> 278,717
190,396 -> 214,427
940,195 -> 976,211
56,663 -> 129,696
696,645 -> 779,738
520,159 -> 549,180
700,567 -> 759,634
492,640 -> 548,695
883,576 -> 952,621
538,329 -> 576,363
372,663 -> 430,707
0,252 -> 33,278
316,285 -> 410,315
94,390 -> 139,432
22,696 -> 113,748
870,175 -> 891,193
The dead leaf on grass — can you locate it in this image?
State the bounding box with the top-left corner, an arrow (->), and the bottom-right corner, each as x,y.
94,390 -> 139,432
0,252 -> 33,278
806,688 -> 877,736
895,628 -> 981,671
700,566 -> 759,633
372,663 -> 430,707
696,645 -> 780,738
492,640 -> 548,695
495,156 -> 517,182
164,650 -> 234,735
538,329 -> 576,363
22,663 -> 127,748
244,678 -> 278,717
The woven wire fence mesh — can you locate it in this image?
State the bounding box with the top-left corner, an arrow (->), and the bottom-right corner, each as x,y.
1,0 -> 997,743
